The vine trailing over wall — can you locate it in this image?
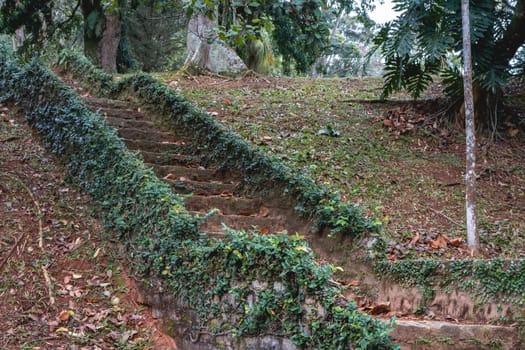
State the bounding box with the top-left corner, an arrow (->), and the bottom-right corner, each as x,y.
375,258 -> 525,314
57,49 -> 381,239
0,54 -> 398,349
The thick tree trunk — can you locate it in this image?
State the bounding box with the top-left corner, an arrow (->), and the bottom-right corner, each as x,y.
99,15 -> 121,73
81,0 -> 121,73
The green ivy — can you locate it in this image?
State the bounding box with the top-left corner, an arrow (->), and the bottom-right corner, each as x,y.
1,55 -> 398,349
375,258 -> 525,314
58,49 -> 381,239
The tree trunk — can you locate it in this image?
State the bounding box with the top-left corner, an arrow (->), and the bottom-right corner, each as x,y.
461,0 -> 478,253
99,15 -> 121,73
81,0 -> 121,73
310,8 -> 344,77
12,27 -> 25,51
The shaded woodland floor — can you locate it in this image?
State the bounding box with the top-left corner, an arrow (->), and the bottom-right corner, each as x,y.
0,104 -> 176,349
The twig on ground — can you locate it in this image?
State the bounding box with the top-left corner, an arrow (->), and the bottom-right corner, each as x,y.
428,207 -> 464,228
41,265 -> 55,305
0,172 -> 44,249
0,232 -> 26,273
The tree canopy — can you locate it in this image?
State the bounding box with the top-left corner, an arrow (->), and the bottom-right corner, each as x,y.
373,0 -> 525,115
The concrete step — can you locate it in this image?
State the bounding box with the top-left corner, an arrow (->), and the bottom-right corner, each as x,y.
387,319 -> 518,350
185,195 -> 264,216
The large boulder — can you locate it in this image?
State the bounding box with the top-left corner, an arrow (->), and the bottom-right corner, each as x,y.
184,13 -> 247,75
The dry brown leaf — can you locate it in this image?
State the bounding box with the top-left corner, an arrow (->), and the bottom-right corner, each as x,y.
239,209 -> 257,216
369,303 -> 391,315
259,206 -> 270,217
163,173 -> 177,180
429,234 -> 448,249
409,232 -> 420,247
259,227 -> 269,235
509,128 -> 519,137
448,237 -> 464,247
347,280 -> 360,287
58,310 -> 70,322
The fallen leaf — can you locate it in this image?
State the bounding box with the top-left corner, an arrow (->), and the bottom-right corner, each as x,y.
163,173 -> 177,180
409,232 -> 420,247
429,234 -> 448,249
448,237 -> 464,247
58,310 -> 70,322
262,135 -> 273,141
72,273 -> 82,279
259,227 -> 269,235
347,280 -> 360,287
383,119 -> 393,127
93,247 -> 102,258
509,128 -> 519,137
369,303 -> 391,315
238,209 -> 256,216
258,206 -> 269,217
295,245 -> 309,253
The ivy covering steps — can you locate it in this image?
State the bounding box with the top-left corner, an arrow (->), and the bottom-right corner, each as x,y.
54,51 -> 524,349
83,95 -> 292,235
0,52 -> 401,349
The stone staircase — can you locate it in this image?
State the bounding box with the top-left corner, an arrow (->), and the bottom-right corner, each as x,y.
84,96 -> 305,237
81,94 -> 520,350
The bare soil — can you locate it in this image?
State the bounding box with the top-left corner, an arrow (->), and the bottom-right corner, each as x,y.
0,104 -> 173,349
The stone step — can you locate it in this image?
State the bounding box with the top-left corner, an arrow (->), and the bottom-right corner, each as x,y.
163,178 -> 236,196
195,212 -> 287,234
106,116 -> 156,130
123,138 -> 193,154
185,195 -> 264,216
84,96 -> 132,110
88,103 -> 146,120
149,164 -> 240,183
387,319 -> 518,350
116,127 -> 178,142
141,151 -> 196,166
